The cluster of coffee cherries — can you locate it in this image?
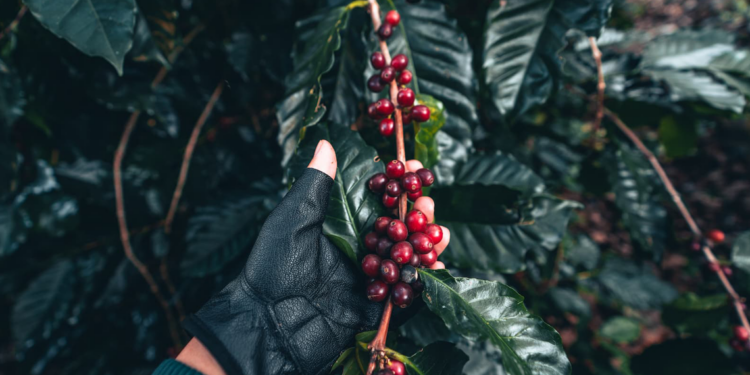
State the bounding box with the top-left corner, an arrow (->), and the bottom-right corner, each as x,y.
368,160 -> 434,207
730,326 -> 750,351
367,10 -> 431,138
361,209 -> 443,308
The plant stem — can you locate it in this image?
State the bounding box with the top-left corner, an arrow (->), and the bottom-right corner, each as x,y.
588,37 -> 605,133
0,5 -> 27,42
365,1 -> 404,373
164,80 -> 225,233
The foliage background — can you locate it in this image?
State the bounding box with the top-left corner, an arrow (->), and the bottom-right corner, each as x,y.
1,0 -> 750,374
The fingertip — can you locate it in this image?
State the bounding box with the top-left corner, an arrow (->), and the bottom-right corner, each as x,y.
429,261 -> 445,270
434,226 -> 450,255
405,160 -> 424,172
413,197 -> 434,223
307,140 -> 337,180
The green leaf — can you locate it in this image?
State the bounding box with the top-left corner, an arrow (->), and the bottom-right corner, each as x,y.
563,233 -> 600,271
23,0 -> 138,75
414,94 -> 445,169
128,9 -> 170,67
400,341 -> 468,375
0,63 -> 25,135
447,153 -> 545,192
646,69 -> 745,113
418,269 -> 571,375
662,293 -> 729,335
595,258 -> 677,310
599,317 -> 641,344
630,339 -> 737,375
731,231 -> 750,274
549,287 -> 591,318
641,30 -> 734,70
331,347 -> 354,372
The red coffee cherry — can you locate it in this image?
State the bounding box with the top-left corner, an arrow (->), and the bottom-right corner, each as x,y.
386,160 -> 406,179
362,254 -> 382,277
416,168 -> 435,187
379,118 -> 395,137
382,193 -> 398,208
424,223 -> 443,244
385,179 -> 402,197
378,23 -> 393,40
376,98 -> 395,116
391,241 -> 414,265
380,259 -> 400,284
385,10 -> 401,26
388,219 -> 408,242
380,66 -> 397,83
734,326 -> 749,341
397,88 -> 415,107
391,54 -> 408,71
402,108 -> 413,124
364,232 -> 380,251
409,253 -> 421,267
376,237 -> 394,258
401,172 -> 422,193
368,74 -> 386,93
411,105 -> 430,122
374,216 -> 392,234
406,190 -> 422,201
398,70 -> 412,85
411,279 -> 424,295
367,102 -> 383,119
409,232 -> 433,254
707,229 -> 725,243
371,52 -> 386,69
368,173 -> 388,193
420,249 -> 437,266
391,282 -> 414,308
387,359 -> 406,375
367,280 -> 389,302
723,266 -> 733,277
405,210 -> 427,233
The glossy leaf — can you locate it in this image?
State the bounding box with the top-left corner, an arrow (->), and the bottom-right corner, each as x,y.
400,341 -> 468,375
418,269 -> 571,375
446,152 -> 545,193
731,231 -> 750,274
23,0 -> 138,75
647,69 -> 745,113
129,9 -> 170,66
641,30 -> 734,70
599,317 -> 640,343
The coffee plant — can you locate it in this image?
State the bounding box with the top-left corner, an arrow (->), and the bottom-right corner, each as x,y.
2,0 -> 750,374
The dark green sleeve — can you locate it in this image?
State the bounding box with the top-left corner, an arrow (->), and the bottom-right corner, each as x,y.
152,359 -> 204,375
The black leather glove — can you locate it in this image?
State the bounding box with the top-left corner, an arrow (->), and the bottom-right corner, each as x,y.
183,168 -> 382,375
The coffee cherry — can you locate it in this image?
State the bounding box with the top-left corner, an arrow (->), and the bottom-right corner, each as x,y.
385,180 -> 402,197
386,160 -> 406,179
367,102 -> 382,119
707,229 -> 725,243
416,168 -> 435,187
424,223 -> 443,244
377,370 -> 395,375
365,232 -> 380,252
407,190 -> 422,201
411,105 -> 430,122
402,108 -> 413,124
391,54 -> 408,71
401,172 -> 422,193
362,254 -> 382,277
377,23 -> 393,40
409,232 -> 433,254
368,173 -> 388,193
723,266 -> 733,277
398,70 -> 412,85
691,241 -> 702,251
708,262 -> 721,273
367,280 -> 389,302
391,282 -> 414,308
374,216 -> 392,234
379,118 -> 395,137
376,237 -> 394,258
380,259 -> 400,284
397,88 -> 415,107
411,279 -> 424,295
405,210 -> 427,233
734,326 -> 749,341
385,10 -> 401,26
376,98 -> 395,116
388,360 -> 406,375
409,253 -> 421,267
420,249 -> 437,266
391,241 -> 414,265
401,265 -> 418,283
381,66 -> 396,83
383,194 -> 398,208
388,220 -> 408,242
371,52 -> 386,70
368,74 -> 386,93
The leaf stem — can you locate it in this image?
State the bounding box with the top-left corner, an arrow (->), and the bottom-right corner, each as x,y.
0,5 -> 27,43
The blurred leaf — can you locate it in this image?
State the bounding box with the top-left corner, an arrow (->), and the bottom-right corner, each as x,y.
662,293 -> 729,335
23,0 -> 138,75
599,317 -> 640,344
596,258 -> 677,310
128,9 -> 170,66
646,69 -> 745,113
0,203 -> 24,257
657,115 -> 697,158
549,287 -> 591,318
641,30 -> 734,70
563,233 -> 600,271
630,339 -> 736,375
0,63 -> 25,134
731,231 -> 750,274
418,269 -> 571,375
414,94 -> 445,169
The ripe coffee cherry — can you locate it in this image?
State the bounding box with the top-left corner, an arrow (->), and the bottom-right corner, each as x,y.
378,23 -> 393,40
405,210 -> 427,233
376,98 -> 395,116
383,194 -> 398,208
367,280 -> 389,302
723,266 -> 733,276
401,172 -> 422,193
401,265 -> 418,283
734,326 -> 749,341
385,180 -> 402,197
388,220 -> 408,242
367,102 -> 383,119
385,10 -> 401,26
407,190 -> 422,201
376,237 -> 394,258
420,249 -> 437,266
409,253 -> 421,267
368,173 -> 388,193
707,229 -> 725,243
391,282 -> 414,308
374,216 -> 392,234
388,360 -> 406,375
391,54 -> 408,71
386,160 -> 406,179
416,168 -> 435,187
362,254 -> 382,277
409,232 -> 434,254
424,223 -> 444,244
380,259 -> 400,284
379,118 -> 395,137
401,109 -> 413,124
391,241 -> 414,265
371,52 -> 386,70
398,70 -> 412,85
411,105 -> 430,122
411,279 -> 424,294
397,88 -> 415,107
365,232 -> 380,252
377,370 -> 395,375
380,66 -> 396,83
368,74 -> 386,93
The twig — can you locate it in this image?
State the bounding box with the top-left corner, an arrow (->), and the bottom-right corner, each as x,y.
588,37 -> 605,133
0,5 -> 27,42
164,80 -> 225,233
604,108 -> 750,333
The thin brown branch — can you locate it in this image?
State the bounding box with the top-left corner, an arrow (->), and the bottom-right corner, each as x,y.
588,37 -> 605,133
0,5 -> 27,43
164,80 -> 225,233
366,300 -> 394,375
604,108 -> 750,332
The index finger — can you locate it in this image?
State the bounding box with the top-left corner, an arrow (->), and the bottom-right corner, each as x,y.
405,160 -> 424,173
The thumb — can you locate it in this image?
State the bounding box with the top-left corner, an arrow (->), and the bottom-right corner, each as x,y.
307,140 -> 337,179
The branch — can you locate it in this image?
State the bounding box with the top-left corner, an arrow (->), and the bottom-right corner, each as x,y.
588,37 -> 605,133
164,80 -> 225,233
604,108 -> 750,333
0,5 -> 27,43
